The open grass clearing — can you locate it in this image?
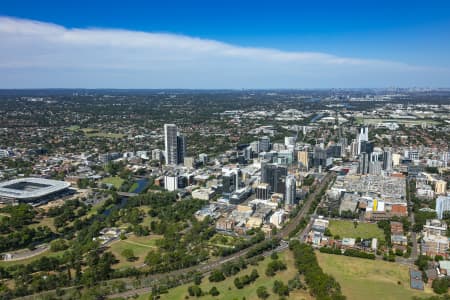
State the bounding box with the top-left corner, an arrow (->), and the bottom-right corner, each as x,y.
108,235 -> 161,269
82,128 -> 125,139
317,252 -> 433,300
328,219 -> 385,241
29,216 -> 56,232
66,125 -> 81,131
101,176 -> 125,189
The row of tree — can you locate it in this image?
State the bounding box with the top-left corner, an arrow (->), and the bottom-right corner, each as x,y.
290,240 -> 346,300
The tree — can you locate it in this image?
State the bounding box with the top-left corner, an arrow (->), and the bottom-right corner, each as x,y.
121,248 -> 136,261
209,286 -> 220,296
234,277 -> 244,289
50,239 -> 69,252
194,273 -> 203,285
256,286 -> 269,299
432,278 -> 450,294
209,270 -> 225,282
273,280 -> 289,296
187,285 -> 203,297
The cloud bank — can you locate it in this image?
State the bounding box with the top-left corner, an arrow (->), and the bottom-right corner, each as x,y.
0,16 -> 448,88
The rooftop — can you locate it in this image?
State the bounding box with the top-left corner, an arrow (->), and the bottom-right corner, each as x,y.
0,177 -> 70,200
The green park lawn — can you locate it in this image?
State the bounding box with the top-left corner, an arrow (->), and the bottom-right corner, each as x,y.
328,220 -> 385,241
208,233 -> 245,249
101,176 -> 125,189
29,216 -> 56,232
138,251 -> 312,300
82,128 -> 125,139
317,252 -> 434,300
109,235 -> 161,269
66,125 -> 81,131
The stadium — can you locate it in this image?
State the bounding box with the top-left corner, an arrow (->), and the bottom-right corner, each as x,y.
0,177 -> 71,205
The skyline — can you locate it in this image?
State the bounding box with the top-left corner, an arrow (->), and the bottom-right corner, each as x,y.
1,1 -> 450,88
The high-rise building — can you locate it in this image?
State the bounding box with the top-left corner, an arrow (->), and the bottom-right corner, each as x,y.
392,153 -> 401,166
250,141 -> 260,153
313,147 -> 327,169
435,180 -> 448,195
284,136 -> 296,147
327,144 -> 342,158
255,183 -> 270,200
244,146 -> 252,160
152,149 -> 163,161
297,151 -> 309,171
369,161 -> 382,175
360,141 -> 373,155
259,136 -> 271,152
358,152 -> 369,174
177,135 -> 186,164
436,196 -> 450,219
164,124 -> 186,165
383,148 -> 393,172
357,127 -> 369,155
261,163 -> 287,194
222,170 -> 240,194
350,139 -> 359,157
164,124 -> 178,165
164,175 -> 178,191
285,175 -> 296,206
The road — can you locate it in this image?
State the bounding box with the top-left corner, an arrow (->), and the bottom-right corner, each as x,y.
277,172 -> 335,239
107,173 -> 335,299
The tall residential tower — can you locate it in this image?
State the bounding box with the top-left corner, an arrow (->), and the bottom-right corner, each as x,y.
164,124 -> 186,165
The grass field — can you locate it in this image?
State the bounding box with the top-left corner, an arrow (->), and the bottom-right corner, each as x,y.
109,235 -> 161,269
66,125 -> 80,131
208,234 -> 245,249
137,251 -> 312,300
101,176 -> 125,189
29,216 -> 56,232
317,252 -> 433,300
328,220 -> 385,241
82,128 -> 125,139
128,182 -> 139,192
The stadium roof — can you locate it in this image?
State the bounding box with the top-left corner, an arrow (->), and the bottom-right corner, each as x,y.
0,177 -> 70,200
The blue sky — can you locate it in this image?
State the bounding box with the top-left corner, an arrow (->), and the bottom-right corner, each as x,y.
1,0 -> 450,88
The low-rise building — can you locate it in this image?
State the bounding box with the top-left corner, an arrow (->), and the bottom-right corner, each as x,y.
270,210 -> 286,228
391,234 -> 408,246
421,235 -> 449,258
391,221 -> 404,235
192,188 -> 216,201
216,217 -> 234,231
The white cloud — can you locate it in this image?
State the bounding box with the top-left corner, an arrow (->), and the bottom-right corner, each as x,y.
0,16 -> 447,88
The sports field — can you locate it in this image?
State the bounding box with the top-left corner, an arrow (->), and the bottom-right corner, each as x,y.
317,252 -> 433,300
328,219 -> 385,241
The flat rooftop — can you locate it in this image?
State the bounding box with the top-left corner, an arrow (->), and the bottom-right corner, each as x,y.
0,178 -> 70,200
